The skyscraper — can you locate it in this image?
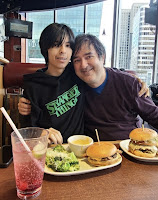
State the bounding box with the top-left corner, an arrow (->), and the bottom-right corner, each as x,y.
116,9 -> 130,69
130,5 -> 156,85
116,2 -> 155,85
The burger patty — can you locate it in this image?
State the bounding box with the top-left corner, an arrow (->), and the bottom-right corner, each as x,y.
138,148 -> 155,153
129,141 -> 157,154
89,153 -> 117,162
130,139 -> 156,146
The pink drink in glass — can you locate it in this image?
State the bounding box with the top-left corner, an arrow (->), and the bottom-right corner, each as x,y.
11,127 -> 48,199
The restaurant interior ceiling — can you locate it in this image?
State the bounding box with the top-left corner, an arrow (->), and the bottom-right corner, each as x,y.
0,0 -> 104,14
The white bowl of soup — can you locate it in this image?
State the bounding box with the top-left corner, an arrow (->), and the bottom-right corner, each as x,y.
67,135 -> 94,157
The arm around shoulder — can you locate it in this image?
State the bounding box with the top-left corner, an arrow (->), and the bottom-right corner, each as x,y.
134,83 -> 158,129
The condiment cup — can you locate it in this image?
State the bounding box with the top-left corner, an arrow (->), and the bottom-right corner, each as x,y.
67,135 -> 93,157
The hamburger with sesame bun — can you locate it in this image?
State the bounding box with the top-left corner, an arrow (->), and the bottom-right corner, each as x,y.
86,142 -> 121,166
129,127 -> 158,158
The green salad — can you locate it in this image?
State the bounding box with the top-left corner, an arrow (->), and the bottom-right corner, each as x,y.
45,145 -> 80,172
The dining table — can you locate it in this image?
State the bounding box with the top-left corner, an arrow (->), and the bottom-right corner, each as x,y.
0,141 -> 158,200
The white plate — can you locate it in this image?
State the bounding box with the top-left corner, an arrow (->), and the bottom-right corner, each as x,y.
120,139 -> 158,162
44,144 -> 122,176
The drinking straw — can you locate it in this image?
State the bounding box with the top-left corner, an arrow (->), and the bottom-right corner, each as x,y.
0,107 -> 43,171
1,107 -> 31,152
95,129 -> 100,145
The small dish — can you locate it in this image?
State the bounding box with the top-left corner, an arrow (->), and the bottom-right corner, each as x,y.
67,135 -> 93,157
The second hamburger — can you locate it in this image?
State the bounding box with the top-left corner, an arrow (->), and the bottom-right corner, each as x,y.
129,128 -> 158,158
86,142 -> 121,166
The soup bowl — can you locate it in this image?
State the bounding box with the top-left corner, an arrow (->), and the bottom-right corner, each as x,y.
67,135 -> 94,157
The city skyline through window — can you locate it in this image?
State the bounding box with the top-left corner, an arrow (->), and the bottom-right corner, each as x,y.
116,0 -> 157,86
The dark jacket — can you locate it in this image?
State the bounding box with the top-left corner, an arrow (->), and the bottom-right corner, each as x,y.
23,64 -> 85,143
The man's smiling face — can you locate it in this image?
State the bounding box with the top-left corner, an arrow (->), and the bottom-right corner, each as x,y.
73,42 -> 105,88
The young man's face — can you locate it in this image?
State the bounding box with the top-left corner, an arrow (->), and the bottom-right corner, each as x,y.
73,42 -> 105,88
47,35 -> 72,76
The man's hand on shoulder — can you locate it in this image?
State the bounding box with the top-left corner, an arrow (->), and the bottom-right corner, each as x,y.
138,80 -> 150,97
133,75 -> 150,97
18,97 -> 31,115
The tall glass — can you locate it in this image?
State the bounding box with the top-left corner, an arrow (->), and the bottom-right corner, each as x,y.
11,127 -> 48,199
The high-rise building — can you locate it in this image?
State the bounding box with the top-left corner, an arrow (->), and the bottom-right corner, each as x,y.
128,3 -> 146,69
116,2 -> 155,85
116,3 -> 147,69
116,9 -> 130,69
130,5 -> 156,85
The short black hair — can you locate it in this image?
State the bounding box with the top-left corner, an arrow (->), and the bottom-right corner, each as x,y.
39,23 -> 75,65
73,34 -> 106,59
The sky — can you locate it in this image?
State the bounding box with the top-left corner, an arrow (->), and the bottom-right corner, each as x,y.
121,0 -> 150,9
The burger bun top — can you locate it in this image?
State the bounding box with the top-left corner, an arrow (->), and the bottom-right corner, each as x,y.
86,142 -> 117,158
129,128 -> 157,141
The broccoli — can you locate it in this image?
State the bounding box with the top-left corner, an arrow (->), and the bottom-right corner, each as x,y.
46,145 -> 80,172
53,145 -> 66,152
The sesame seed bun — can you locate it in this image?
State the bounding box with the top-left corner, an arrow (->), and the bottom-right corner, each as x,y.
86,142 -> 121,166
129,128 -> 157,142
86,142 -> 117,158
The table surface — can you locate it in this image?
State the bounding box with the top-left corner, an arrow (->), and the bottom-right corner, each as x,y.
0,143 -> 158,200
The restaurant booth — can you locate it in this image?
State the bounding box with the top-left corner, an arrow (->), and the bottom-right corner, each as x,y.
0,59 -> 46,146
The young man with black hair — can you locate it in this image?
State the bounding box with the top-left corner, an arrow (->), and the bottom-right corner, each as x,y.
22,23 -> 85,144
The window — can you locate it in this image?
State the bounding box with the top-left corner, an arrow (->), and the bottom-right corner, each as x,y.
86,1 -> 114,67
25,1 -> 114,68
0,15 -> 4,57
26,11 -> 54,63
56,6 -> 84,36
